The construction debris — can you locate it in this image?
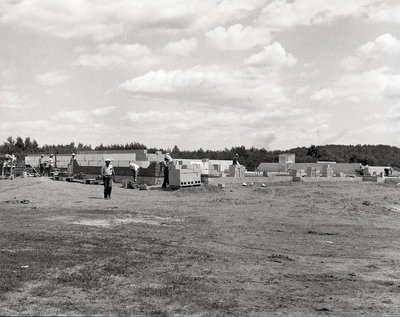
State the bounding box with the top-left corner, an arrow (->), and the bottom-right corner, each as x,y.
4,197 -> 30,204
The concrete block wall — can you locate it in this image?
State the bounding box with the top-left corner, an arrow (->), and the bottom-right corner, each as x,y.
258,163 -> 360,175
26,150 -> 153,175
147,153 -> 165,162
136,176 -> 164,186
321,164 -> 333,177
174,159 -> 232,175
364,166 -> 390,176
306,167 -> 320,177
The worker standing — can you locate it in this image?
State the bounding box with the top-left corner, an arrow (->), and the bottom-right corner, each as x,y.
48,154 -> 54,177
101,158 -> 115,199
129,162 -> 139,183
232,153 -> 240,165
161,153 -> 173,189
2,154 -> 16,179
70,153 -> 75,164
68,153 -> 76,176
38,154 -> 45,176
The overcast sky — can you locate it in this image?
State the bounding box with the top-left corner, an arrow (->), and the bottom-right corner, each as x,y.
1,0 -> 399,150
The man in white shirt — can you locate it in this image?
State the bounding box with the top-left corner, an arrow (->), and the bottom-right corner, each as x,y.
48,154 -> 54,177
101,158 -> 115,199
129,162 -> 139,183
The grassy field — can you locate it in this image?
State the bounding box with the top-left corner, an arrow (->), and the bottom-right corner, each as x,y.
1,177 -> 400,315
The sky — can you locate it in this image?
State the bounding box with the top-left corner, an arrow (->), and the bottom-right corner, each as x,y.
1,0 -> 399,151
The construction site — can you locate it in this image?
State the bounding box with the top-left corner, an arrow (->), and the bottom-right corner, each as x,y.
14,150 -> 399,187
1,149 -> 400,315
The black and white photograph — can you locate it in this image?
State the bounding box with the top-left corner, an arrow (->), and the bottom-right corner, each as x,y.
1,0 -> 399,315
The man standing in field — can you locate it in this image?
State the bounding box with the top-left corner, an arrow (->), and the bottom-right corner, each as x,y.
38,154 -> 45,176
129,162 -> 139,183
232,153 -> 240,165
161,153 -> 173,189
101,158 -> 115,199
48,154 -> 54,176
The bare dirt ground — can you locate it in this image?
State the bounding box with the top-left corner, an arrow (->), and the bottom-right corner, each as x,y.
1,177 -> 399,316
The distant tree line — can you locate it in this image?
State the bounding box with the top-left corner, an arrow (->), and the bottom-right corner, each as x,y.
1,136 -> 399,170
0,136 -> 93,157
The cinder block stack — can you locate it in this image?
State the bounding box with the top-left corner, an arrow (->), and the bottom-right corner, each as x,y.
306,167 -> 320,177
169,164 -> 201,189
290,169 -> 302,177
321,164 -> 333,177
229,165 -> 246,177
137,162 -> 163,178
133,149 -> 148,161
212,164 -> 222,172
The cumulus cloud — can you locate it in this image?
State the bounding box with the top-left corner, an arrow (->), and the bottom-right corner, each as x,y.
358,33 -> 400,57
119,65 -> 288,108
367,3 -> 400,24
258,0 -> 383,29
341,34 -> 400,71
0,0 -> 267,41
205,24 -> 271,50
194,0 -> 268,30
163,38 -> 198,56
338,67 -> 397,101
244,42 -> 297,68
35,71 -> 69,86
0,0 -> 125,41
74,43 -> 155,69
251,131 -> 277,148
125,107 -> 311,149
310,67 -> 400,109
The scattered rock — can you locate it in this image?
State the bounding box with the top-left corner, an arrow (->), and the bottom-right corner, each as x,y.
307,230 -> 338,236
268,254 -> 294,262
242,182 -> 247,186
314,307 -> 330,312
6,197 -> 30,204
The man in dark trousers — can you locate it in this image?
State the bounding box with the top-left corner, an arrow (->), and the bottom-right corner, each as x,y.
101,158 -> 115,199
161,153 -> 172,189
232,153 -> 239,165
38,154 -> 45,176
129,162 -> 139,183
